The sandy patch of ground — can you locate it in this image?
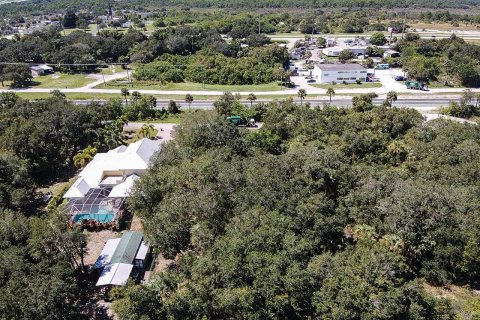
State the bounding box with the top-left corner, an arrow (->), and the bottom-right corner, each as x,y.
124,122 -> 177,142
84,230 -> 119,266
152,254 -> 174,275
129,215 -> 143,232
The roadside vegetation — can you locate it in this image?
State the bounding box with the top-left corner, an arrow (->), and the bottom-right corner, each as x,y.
113,95 -> 480,319
397,33 -> 480,87
439,89 -> 480,121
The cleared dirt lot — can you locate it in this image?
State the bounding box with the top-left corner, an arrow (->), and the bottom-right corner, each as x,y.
84,230 -> 119,266
124,122 -> 177,142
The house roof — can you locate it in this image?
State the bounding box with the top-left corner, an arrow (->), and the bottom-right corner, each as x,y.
110,231 -> 144,265
63,178 -> 91,198
94,238 -> 121,269
64,138 -> 161,199
108,174 -> 139,198
316,63 -> 366,71
94,232 -> 149,270
135,241 -> 149,261
96,263 -> 133,286
322,46 -> 343,52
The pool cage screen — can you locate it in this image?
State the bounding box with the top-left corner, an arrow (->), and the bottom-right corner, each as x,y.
64,187 -> 125,217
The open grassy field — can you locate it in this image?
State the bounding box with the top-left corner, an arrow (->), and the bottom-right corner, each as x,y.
96,80 -> 284,92
62,24 -> 98,35
410,22 -> 479,32
309,82 -> 383,89
15,92 -> 122,100
32,73 -> 95,89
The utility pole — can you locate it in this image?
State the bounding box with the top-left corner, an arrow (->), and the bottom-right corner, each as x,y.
258,15 -> 261,34
401,11 -> 407,39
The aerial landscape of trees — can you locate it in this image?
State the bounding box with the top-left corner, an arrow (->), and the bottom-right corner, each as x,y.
1,0 -> 480,317
0,91 -> 130,319
117,98 -> 480,319
1,0 -> 480,17
398,34 -> 480,87
1,7 -> 480,88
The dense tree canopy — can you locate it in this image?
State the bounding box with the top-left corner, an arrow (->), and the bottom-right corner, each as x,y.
0,92 -> 127,319
398,35 -> 480,87
1,0 -> 479,17
121,99 -> 480,319
0,94 -> 122,181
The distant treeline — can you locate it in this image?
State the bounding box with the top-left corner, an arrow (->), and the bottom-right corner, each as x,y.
1,0 -> 479,17
133,0 -> 480,9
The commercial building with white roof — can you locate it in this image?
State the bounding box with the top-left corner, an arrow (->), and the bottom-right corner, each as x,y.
312,63 -> 368,84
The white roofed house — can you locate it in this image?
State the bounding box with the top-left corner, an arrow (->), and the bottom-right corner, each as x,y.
63,138 -> 161,229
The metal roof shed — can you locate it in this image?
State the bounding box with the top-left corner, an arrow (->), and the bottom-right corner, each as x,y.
94,238 -> 121,269
110,231 -> 144,264
96,263 -> 133,286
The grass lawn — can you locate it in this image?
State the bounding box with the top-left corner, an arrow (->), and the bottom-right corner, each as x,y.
410,22 -> 476,32
96,80 -> 284,92
32,73 -> 95,89
141,114 -> 184,124
62,24 -> 97,35
144,21 -> 157,34
309,82 -> 383,89
14,92 -> 121,100
427,81 -> 465,89
12,91 -> 332,102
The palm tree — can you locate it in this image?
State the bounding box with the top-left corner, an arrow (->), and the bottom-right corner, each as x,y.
185,94 -> 194,112
131,91 -> 141,102
73,145 -> 97,168
297,89 -> 307,105
138,124 -> 156,139
326,87 -> 335,104
121,88 -> 130,106
386,91 -> 398,107
247,93 -> 257,107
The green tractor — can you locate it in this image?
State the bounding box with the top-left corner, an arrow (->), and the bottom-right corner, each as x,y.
405,80 -> 428,91
227,116 -> 257,127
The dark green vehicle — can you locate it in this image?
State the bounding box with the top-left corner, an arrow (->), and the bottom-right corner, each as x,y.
405,80 -> 428,91
227,116 -> 257,127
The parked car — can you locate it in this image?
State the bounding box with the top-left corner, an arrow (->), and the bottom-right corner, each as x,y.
307,79 -> 316,83
394,75 -> 406,81
375,63 -> 390,70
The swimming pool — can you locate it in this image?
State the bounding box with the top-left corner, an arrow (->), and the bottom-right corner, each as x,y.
73,212 -> 115,223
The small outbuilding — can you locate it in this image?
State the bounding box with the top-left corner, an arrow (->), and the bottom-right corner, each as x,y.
322,46 -> 367,57
30,64 -> 53,77
95,231 -> 150,287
